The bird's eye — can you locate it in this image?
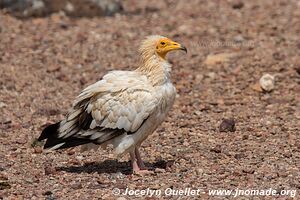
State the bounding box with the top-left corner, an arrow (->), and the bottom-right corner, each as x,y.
160,42 -> 165,45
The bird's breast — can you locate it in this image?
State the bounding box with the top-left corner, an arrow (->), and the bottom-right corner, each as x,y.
155,82 -> 176,117
121,81 -> 176,149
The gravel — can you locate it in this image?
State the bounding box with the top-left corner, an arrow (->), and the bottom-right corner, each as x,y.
0,0 -> 299,199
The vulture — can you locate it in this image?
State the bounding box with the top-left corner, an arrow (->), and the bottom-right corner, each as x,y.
38,35 -> 187,175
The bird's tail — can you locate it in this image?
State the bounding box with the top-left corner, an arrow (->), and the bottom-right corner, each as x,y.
38,122 -> 91,150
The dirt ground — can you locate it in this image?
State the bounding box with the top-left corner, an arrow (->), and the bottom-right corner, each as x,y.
0,0 -> 300,199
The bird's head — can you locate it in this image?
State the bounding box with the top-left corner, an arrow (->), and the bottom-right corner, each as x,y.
155,37 -> 187,59
140,35 -> 187,60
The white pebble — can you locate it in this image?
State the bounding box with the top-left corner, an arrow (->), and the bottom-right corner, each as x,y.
259,74 -> 275,92
0,102 -> 6,108
76,155 -> 84,161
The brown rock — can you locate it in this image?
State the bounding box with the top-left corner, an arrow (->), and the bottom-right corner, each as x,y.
34,146 -> 43,154
242,167 -> 255,174
43,191 -> 53,196
272,52 -> 285,61
44,165 -> 56,175
210,145 -> 222,153
232,1 -> 244,9
251,82 -> 263,92
0,181 -> 11,190
46,65 -> 61,73
16,137 -> 27,144
70,182 -> 82,189
295,66 -> 300,75
219,118 -> 236,132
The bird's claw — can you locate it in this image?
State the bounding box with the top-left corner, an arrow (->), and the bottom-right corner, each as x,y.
133,169 -> 154,176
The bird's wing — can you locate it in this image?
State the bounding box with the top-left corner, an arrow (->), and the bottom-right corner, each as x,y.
41,71 -> 158,149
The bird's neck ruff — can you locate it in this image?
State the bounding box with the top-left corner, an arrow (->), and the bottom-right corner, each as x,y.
137,48 -> 172,86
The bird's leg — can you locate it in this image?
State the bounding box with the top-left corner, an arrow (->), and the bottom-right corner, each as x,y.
129,150 -> 153,175
135,147 -> 146,169
129,151 -> 140,173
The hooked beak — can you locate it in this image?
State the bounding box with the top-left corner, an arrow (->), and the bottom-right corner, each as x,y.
179,45 -> 187,53
170,41 -> 187,53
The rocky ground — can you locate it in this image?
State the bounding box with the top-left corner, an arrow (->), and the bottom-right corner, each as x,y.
0,0 -> 299,199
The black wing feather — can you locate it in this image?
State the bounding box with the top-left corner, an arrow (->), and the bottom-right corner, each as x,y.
38,121 -> 92,149
38,110 -> 126,150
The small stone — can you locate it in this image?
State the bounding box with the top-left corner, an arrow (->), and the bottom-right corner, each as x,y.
47,65 -> 60,72
32,0 -> 45,10
242,134 -> 249,140
155,168 -> 166,173
111,172 -> 125,179
234,153 -> 245,159
0,181 -> 11,190
66,149 -> 75,155
195,168 -> 204,175
196,74 -> 204,81
207,72 -> 216,80
64,2 -> 75,13
2,118 -> 12,124
70,182 -> 82,189
232,66 -> 242,74
43,191 -> 53,196
283,151 -> 292,158
295,66 -> 300,75
56,73 -> 69,81
34,146 -> 43,154
219,118 -> 236,132
165,160 -> 175,169
232,1 -> 244,9
59,21 -> 68,29
0,102 -> 6,109
251,82 -> 263,92
0,173 -> 8,180
217,99 -> 225,106
76,64 -> 83,69
272,52 -> 285,61
242,168 -> 255,174
194,110 -> 202,116
44,165 -> 56,175
68,158 -> 81,165
265,120 -> 272,126
0,132 -> 8,138
210,145 -> 222,153
182,141 -> 189,146
16,137 -> 27,144
76,155 -> 84,161
259,74 -> 275,92
234,35 -> 244,43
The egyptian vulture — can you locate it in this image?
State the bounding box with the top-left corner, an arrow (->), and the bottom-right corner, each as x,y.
38,35 -> 187,174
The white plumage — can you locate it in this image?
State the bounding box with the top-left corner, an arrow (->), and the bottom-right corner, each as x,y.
38,35 -> 187,174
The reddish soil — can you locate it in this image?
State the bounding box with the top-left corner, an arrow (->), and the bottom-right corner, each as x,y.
0,0 -> 299,199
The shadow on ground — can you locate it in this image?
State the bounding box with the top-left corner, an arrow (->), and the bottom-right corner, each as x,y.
57,159 -> 174,175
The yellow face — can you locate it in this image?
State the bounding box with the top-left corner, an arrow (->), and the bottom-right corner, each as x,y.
155,38 -> 187,59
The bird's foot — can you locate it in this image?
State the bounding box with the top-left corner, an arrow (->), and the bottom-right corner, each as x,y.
133,169 -> 154,176
135,148 -> 148,170
131,149 -> 153,175
132,163 -> 153,175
